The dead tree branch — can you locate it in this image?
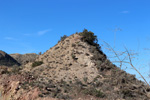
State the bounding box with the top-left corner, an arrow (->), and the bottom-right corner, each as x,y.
100,39 -> 150,86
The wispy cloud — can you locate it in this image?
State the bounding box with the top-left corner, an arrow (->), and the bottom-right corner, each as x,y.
120,11 -> 130,14
4,37 -> 16,40
37,29 -> 51,36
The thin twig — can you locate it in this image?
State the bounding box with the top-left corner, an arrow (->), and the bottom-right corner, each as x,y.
100,39 -> 149,87
124,46 -> 150,87
100,39 -> 123,68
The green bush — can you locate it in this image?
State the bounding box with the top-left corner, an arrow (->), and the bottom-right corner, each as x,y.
83,88 -> 105,98
79,29 -> 98,45
10,66 -> 22,74
58,35 -> 68,42
0,67 -> 9,74
71,53 -> 76,59
71,53 -> 78,60
32,61 -> 43,67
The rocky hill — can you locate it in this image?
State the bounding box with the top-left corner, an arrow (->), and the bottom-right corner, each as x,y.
0,50 -> 20,66
10,53 -> 38,65
0,30 -> 150,100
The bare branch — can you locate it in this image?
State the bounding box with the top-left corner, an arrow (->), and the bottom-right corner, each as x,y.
124,46 -> 150,87
100,39 -> 150,86
100,39 -> 123,68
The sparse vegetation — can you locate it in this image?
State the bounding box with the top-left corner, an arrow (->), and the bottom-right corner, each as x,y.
10,66 -> 22,74
83,88 -> 105,98
71,53 -> 76,60
83,77 -> 88,83
0,67 -> 9,74
71,43 -> 76,47
0,66 -> 22,75
32,61 -> 43,67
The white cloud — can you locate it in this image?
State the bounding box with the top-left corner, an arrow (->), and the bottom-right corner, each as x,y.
120,11 -> 129,14
38,29 -> 51,36
4,37 -> 16,40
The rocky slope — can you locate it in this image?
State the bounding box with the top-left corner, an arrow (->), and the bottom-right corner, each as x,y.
0,50 -> 20,66
0,31 -> 150,100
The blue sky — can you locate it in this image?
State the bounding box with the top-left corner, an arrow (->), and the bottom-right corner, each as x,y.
0,0 -> 150,83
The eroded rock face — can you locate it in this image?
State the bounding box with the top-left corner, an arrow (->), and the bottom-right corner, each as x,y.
0,50 -> 20,66
35,34 -> 106,84
0,73 -> 61,100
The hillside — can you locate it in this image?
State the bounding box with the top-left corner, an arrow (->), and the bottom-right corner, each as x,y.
10,53 -> 38,65
0,30 -> 150,100
0,50 -> 20,66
